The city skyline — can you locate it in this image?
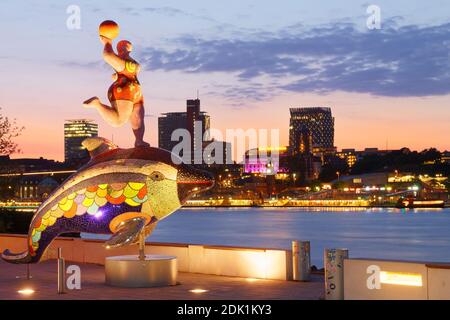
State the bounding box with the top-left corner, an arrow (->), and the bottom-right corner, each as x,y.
1,0 -> 450,161
7,100 -> 450,163
6,99 -> 450,163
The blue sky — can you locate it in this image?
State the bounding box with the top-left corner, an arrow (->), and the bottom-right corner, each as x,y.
0,0 -> 449,160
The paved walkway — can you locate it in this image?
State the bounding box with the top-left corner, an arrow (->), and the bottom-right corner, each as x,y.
0,260 -> 324,300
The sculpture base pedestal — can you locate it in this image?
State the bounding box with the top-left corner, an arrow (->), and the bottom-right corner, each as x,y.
105,255 -> 177,287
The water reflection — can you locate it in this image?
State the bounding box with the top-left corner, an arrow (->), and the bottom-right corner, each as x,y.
4,206 -> 448,267
81,207 -> 450,267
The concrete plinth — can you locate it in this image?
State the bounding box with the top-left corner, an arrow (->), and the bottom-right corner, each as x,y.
105,255 -> 177,287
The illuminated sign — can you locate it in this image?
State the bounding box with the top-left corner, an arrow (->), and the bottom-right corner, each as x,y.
380,271 -> 423,287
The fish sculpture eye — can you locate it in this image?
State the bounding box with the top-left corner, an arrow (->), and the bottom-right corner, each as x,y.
150,171 -> 165,181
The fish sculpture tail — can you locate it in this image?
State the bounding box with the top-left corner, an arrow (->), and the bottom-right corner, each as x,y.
2,225 -> 59,264
1,249 -> 33,264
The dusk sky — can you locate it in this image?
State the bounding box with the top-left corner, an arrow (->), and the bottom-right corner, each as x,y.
1,0 -> 450,161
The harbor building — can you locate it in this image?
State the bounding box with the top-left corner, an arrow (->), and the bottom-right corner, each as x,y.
64,119 -> 98,164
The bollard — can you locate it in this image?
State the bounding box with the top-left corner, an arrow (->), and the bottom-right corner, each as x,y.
292,241 -> 299,281
324,248 -> 348,300
57,248 -> 66,294
299,241 -> 311,281
292,240 -> 311,281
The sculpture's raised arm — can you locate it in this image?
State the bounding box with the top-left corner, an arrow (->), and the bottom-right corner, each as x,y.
100,36 -> 125,72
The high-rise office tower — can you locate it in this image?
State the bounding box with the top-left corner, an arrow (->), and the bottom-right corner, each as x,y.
158,99 -> 210,163
64,119 -> 98,163
158,112 -> 187,152
289,107 -> 334,155
186,99 -> 210,162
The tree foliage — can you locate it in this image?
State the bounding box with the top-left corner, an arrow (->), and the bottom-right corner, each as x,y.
319,156 -> 349,182
0,109 -> 24,155
350,148 -> 445,175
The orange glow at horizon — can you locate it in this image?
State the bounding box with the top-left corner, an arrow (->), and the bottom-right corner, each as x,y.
5,90 -> 450,162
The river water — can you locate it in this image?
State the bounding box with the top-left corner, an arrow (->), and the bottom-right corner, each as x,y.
82,207 -> 450,267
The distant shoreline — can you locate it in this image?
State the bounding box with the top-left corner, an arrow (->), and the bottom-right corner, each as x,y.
183,204 -> 449,209
1,204 -> 448,211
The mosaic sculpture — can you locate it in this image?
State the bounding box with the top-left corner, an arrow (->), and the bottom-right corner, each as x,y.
2,20 -> 214,265
2,137 -> 214,263
83,20 -> 149,147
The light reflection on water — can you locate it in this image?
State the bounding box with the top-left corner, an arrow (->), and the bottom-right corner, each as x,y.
83,207 -> 450,267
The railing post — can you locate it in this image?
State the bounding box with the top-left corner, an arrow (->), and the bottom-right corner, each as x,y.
324,248 -> 348,300
57,248 -> 66,294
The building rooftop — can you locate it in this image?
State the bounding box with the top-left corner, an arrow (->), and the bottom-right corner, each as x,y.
64,119 -> 97,123
160,111 -> 208,117
289,107 -> 332,114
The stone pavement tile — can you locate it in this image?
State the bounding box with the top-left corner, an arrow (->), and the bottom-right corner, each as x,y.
0,260 -> 324,300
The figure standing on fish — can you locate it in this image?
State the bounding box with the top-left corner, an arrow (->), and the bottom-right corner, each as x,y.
83,20 -> 149,148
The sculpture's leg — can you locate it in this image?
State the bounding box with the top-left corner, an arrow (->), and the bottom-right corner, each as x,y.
138,221 -> 158,260
83,98 -> 133,128
131,102 -> 150,147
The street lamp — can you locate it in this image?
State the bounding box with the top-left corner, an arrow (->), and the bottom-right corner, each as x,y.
336,171 -> 340,181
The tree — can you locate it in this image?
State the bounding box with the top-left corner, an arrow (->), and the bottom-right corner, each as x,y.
332,181 -> 347,190
319,156 -> 349,182
350,148 -> 445,175
0,108 -> 24,155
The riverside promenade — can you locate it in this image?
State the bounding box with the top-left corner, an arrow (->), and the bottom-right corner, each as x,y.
0,260 -> 324,300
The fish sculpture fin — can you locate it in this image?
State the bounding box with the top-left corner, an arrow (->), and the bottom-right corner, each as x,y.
82,137 -> 118,159
104,216 -> 147,249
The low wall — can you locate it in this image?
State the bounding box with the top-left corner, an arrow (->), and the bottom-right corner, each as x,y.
344,258 -> 450,300
0,234 -> 292,281
426,264 -> 450,300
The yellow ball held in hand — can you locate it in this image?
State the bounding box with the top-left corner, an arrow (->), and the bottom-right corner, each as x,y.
99,20 -> 119,40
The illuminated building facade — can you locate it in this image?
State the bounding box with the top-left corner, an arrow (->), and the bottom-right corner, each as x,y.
64,119 -> 98,163
336,149 -> 358,168
158,112 -> 186,152
203,140 -> 233,166
244,147 -> 289,175
442,151 -> 450,164
289,107 -> 334,155
17,176 -> 59,201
